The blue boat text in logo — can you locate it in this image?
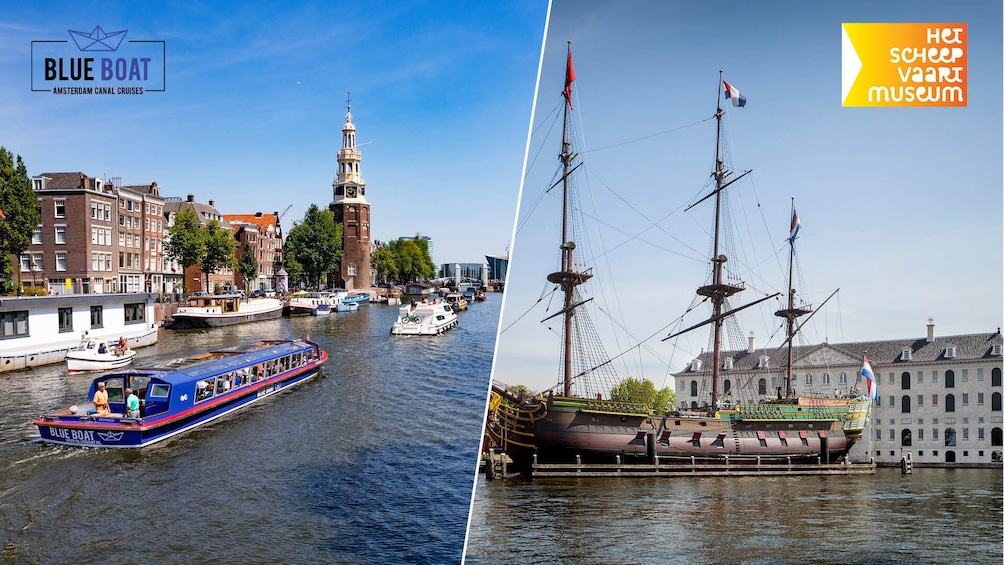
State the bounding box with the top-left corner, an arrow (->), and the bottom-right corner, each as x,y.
31,24 -> 166,95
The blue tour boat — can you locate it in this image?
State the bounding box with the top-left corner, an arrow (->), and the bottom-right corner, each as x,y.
34,338 -> 327,448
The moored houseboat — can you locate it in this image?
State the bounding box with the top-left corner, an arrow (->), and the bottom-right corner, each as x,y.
286,291 -> 336,317
0,293 -> 158,373
34,337 -> 327,448
341,292 -> 370,306
169,292 -> 283,329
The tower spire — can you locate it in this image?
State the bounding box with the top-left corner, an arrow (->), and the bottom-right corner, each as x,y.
335,92 -> 362,188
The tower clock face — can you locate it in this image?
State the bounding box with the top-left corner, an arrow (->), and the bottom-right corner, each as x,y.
346,186 -> 358,198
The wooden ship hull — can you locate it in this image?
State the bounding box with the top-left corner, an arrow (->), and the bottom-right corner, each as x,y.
488,393 -> 863,473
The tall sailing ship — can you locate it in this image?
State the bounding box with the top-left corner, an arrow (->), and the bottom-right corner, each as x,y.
486,44 -> 871,474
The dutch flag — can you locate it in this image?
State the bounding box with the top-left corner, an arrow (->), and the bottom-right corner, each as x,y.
789,209 -> 801,244
723,80 -> 746,108
861,355 -> 878,401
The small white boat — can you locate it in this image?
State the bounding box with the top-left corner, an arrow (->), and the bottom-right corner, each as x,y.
390,302 -> 458,336
65,339 -> 136,373
335,301 -> 359,312
312,303 -> 331,316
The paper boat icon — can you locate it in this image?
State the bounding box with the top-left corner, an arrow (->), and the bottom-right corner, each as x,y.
97,431 -> 125,442
68,26 -> 128,52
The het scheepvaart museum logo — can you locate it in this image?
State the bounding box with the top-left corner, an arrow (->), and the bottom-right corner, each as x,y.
30,25 -> 166,96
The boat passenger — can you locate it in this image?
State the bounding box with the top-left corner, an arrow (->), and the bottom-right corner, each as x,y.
98,343 -> 107,355
126,388 -> 141,418
93,382 -> 110,416
115,336 -> 128,356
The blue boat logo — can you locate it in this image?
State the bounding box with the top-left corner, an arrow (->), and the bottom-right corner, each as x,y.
68,26 -> 128,52
97,431 -> 125,442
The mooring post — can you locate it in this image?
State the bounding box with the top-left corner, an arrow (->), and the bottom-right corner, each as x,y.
901,452 -> 913,475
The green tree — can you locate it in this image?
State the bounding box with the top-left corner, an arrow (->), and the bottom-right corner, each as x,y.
165,206 -> 205,294
0,147 -> 41,293
284,204 -> 341,290
610,377 -> 676,414
236,244 -> 259,290
283,254 -> 303,291
202,220 -> 237,288
371,245 -> 399,284
388,238 -> 435,283
506,384 -> 532,399
409,237 -> 436,277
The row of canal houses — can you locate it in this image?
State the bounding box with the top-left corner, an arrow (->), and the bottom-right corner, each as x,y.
20,172 -> 285,297
0,172 -> 287,372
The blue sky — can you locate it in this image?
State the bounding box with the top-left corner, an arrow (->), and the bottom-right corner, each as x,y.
493,0 -> 1003,393
0,1 -> 547,266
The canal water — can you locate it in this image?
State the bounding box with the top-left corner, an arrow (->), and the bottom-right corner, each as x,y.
0,294 -> 500,564
464,467 -> 1003,564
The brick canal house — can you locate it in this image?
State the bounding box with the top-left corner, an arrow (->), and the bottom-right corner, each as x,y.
117,182 -> 166,294
223,211 -> 283,293
162,194 -> 235,294
26,173 -> 119,294
18,174 -> 284,300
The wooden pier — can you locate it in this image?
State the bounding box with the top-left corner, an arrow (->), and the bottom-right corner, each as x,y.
482,449 -> 510,480
529,454 -> 876,479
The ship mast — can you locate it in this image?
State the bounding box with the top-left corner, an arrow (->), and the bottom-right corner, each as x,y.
774,198 -> 811,398
695,71 -> 746,411
664,71 -> 779,409
548,41 -> 591,397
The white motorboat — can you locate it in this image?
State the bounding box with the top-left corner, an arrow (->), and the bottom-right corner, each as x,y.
312,303 -> 331,316
335,301 -> 359,312
390,301 -> 458,336
65,338 -> 136,373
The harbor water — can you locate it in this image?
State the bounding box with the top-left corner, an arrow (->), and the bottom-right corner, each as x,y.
0,294 -> 499,564
465,468 -> 1003,564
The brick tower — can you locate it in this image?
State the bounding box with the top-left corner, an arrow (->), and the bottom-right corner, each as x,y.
329,94 -> 371,290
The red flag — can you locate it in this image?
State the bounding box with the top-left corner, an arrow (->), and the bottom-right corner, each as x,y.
564,45 -> 576,110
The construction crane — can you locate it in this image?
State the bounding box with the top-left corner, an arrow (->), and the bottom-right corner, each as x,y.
277,204 -> 293,224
